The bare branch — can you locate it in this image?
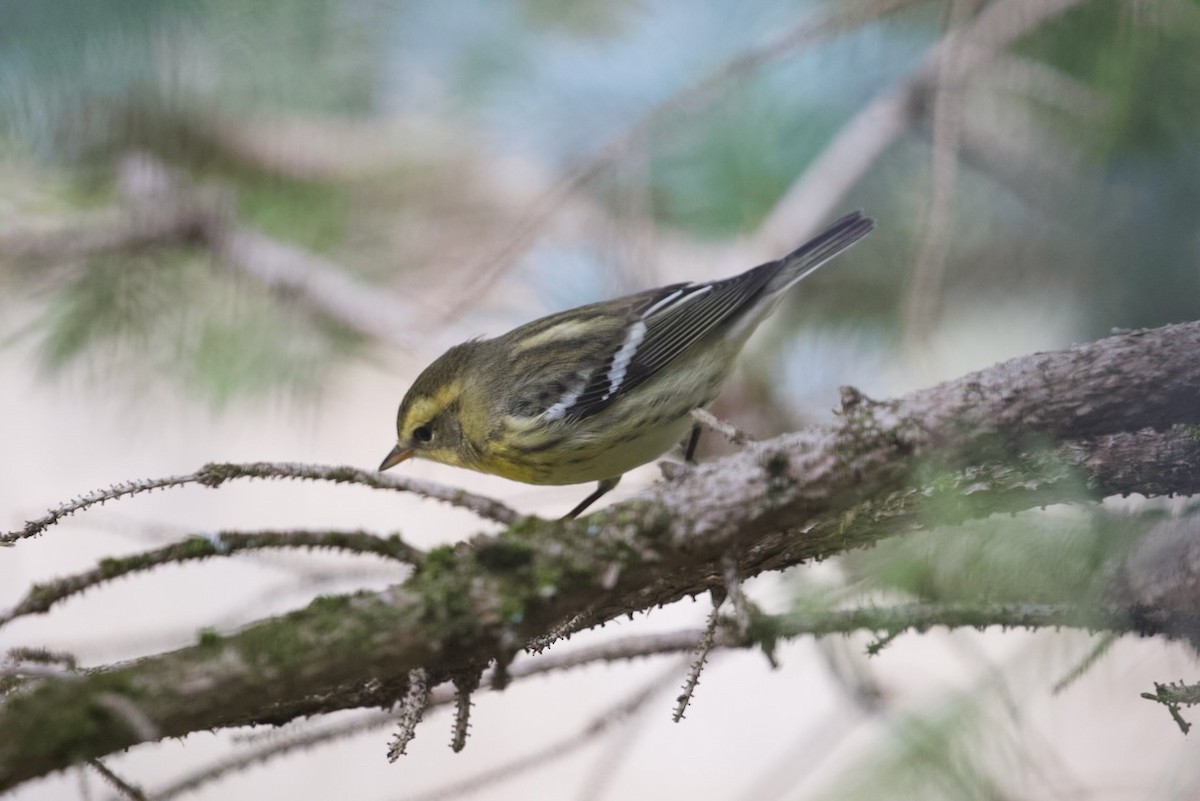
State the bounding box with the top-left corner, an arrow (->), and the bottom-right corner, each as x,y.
449,671 -> 481,753
4,461 -> 518,543
1052,633 -> 1117,694
195,463 -> 521,524
146,638 -> 705,800
674,605 -> 721,722
387,669 -> 431,762
88,759 -> 147,801
5,473 -> 197,544
395,664 -> 680,801
0,529 -> 422,630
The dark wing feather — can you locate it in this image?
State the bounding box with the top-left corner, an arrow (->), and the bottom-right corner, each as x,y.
563,262 -> 781,420
562,211 -> 874,420
507,212 -> 874,423
498,283 -> 686,420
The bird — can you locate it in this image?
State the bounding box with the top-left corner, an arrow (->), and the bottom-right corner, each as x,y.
379,211 -> 875,518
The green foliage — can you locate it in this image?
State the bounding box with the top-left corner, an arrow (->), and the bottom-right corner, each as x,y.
236,177 -> 349,255
1018,4 -> 1200,332
516,0 -> 633,35
4,0 -> 1200,409
0,0 -> 387,142
841,509 -> 1136,606
649,85 -> 842,236
815,691 -> 1013,801
35,248 -> 360,406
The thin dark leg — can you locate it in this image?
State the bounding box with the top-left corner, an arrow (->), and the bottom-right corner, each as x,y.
564,476 -> 621,519
683,423 -> 702,464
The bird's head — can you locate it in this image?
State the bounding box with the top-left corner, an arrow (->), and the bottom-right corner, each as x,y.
379,343 -> 481,472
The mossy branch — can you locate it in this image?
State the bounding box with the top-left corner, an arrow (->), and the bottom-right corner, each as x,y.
2,321 -> 1200,791
139,600 -> 1146,799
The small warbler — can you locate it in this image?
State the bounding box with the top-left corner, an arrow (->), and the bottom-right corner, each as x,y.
379,211 -> 874,518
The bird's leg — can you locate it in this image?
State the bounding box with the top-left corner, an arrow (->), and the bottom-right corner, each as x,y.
683,423 -> 702,464
564,476 -> 621,519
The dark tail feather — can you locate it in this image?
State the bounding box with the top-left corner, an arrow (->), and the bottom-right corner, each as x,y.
769,211 -> 876,293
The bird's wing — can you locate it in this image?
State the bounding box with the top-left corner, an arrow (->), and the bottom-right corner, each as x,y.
503,212 -> 873,424
560,211 -> 874,421
558,263 -> 781,421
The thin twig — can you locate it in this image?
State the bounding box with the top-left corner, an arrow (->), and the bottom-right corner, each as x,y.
395,663 -> 682,801
148,636 -> 718,799
88,759 -> 148,801
387,669 -> 431,762
691,409 -> 757,446
1141,680 -> 1200,735
1052,633 -> 1117,694
575,689 -> 657,801
78,765 -> 94,801
5,473 -> 197,544
674,603 -> 723,722
3,153 -> 421,348
0,529 -> 423,630
450,672 -> 481,753
526,610 -> 594,654
207,224 -> 416,347
4,461 -> 519,544
144,600 -> 1133,799
0,202 -> 215,266
4,646 -> 77,669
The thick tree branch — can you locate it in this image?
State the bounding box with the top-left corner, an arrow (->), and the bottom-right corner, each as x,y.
143,600 -> 1125,800
2,321 -> 1199,790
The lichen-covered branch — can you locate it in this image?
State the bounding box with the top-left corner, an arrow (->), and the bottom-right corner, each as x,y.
1,320 -> 1199,791
141,600 -> 1149,799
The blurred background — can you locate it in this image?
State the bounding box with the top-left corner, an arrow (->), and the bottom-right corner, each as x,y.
2,0 -> 1200,798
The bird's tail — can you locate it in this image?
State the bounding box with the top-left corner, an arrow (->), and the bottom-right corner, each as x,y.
767,211 -> 876,295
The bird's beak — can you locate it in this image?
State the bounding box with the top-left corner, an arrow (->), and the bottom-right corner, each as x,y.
378,444 -> 414,472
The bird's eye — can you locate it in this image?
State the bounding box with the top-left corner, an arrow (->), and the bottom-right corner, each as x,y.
412,425 -> 433,443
